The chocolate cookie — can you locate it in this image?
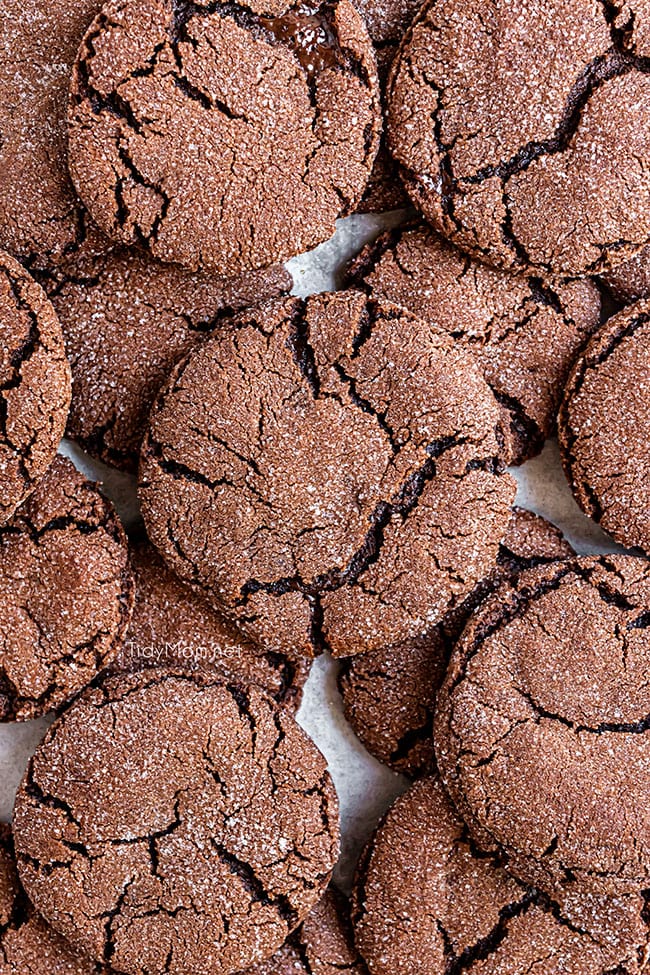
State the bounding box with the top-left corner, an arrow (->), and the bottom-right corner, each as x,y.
114,537 -> 309,712
435,554 -> 650,902
352,775 -> 650,975
13,669 -> 340,975
347,223 -> 601,464
339,507 -> 574,776
0,455 -> 134,721
48,248 -> 291,471
67,0 -> 381,274
139,291 -> 516,658
603,243 -> 650,302
386,0 -> 650,276
0,253 -> 71,525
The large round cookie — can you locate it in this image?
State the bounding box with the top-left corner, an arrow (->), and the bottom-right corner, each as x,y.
67,0 -> 381,274
435,555 -> 650,902
386,0 -> 650,276
352,775 -> 650,975
0,455 -> 134,721
13,669 -> 340,975
339,507 -> 574,776
347,224 -> 601,464
558,302 -> 650,554
139,291 -> 516,658
0,253 -> 71,524
48,248 -> 291,471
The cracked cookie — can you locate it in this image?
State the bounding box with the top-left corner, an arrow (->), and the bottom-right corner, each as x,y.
113,537 -> 309,712
386,0 -> 650,276
346,223 -> 601,464
0,253 -> 71,526
435,554 -> 650,903
67,0 -> 381,275
339,507 -> 574,776
558,302 -> 650,554
352,774 -> 650,975
47,247 -> 292,472
0,454 -> 134,722
139,291 -> 516,658
13,669 -> 340,975
603,243 -> 650,302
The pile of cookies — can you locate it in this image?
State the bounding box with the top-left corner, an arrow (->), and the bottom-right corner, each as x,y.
1,0 -> 650,973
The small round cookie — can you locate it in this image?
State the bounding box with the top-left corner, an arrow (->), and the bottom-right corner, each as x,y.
435,554 -> 650,902
13,669 -> 340,975
139,291 -> 516,658
347,223 -> 601,464
558,302 -> 650,554
48,247 -> 292,471
114,537 -> 309,712
603,243 -> 650,302
386,0 -> 650,276
0,253 -> 71,524
339,507 -> 574,776
0,454 -> 134,721
67,0 -> 381,274
352,775 -> 650,975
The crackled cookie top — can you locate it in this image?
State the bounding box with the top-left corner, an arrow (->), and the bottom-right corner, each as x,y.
604,243 -> 650,301
0,253 -> 71,524
13,670 -> 340,975
0,455 -> 134,721
352,775 -> 650,975
67,0 -> 381,274
339,508 -> 574,776
139,291 -> 516,658
558,302 -> 650,554
387,0 -> 650,276
49,247 -> 291,471
435,555 -> 650,901
347,223 -> 601,464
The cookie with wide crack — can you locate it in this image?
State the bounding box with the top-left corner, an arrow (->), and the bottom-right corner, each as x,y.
386,0 -> 650,276
13,669 -> 340,975
338,507 -> 574,776
139,291 -> 516,658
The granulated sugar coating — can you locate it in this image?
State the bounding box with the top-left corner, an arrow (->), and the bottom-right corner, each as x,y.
13,670 -> 340,975
67,0 -> 381,275
603,242 -> 650,302
386,0 -> 650,276
435,555 -> 650,904
352,775 -> 650,975
139,291 -> 516,659
559,302 -> 650,554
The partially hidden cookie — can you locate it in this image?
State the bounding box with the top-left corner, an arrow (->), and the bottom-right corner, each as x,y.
339,507 -> 574,776
0,253 -> 71,525
13,669 -> 340,975
0,455 -> 134,721
435,554 -> 650,902
139,291 -> 516,658
559,302 -> 650,554
48,247 -> 292,471
603,243 -> 650,303
67,0 -> 381,274
347,223 -> 601,464
352,775 -> 650,975
386,0 -> 650,276
114,537 -> 309,713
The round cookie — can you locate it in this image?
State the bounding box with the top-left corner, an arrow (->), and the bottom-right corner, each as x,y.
13,669 -> 340,975
139,291 -> 516,658
352,775 -> 650,975
603,243 -> 650,302
67,0 -> 381,274
0,253 -> 71,525
48,248 -> 292,471
558,302 -> 650,554
339,507 -> 574,776
386,0 -> 650,276
435,554 -> 650,902
0,454 -> 134,721
114,537 -> 309,712
347,223 -> 601,464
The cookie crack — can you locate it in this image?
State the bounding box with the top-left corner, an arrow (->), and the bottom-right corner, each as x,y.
210,840 -> 298,927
